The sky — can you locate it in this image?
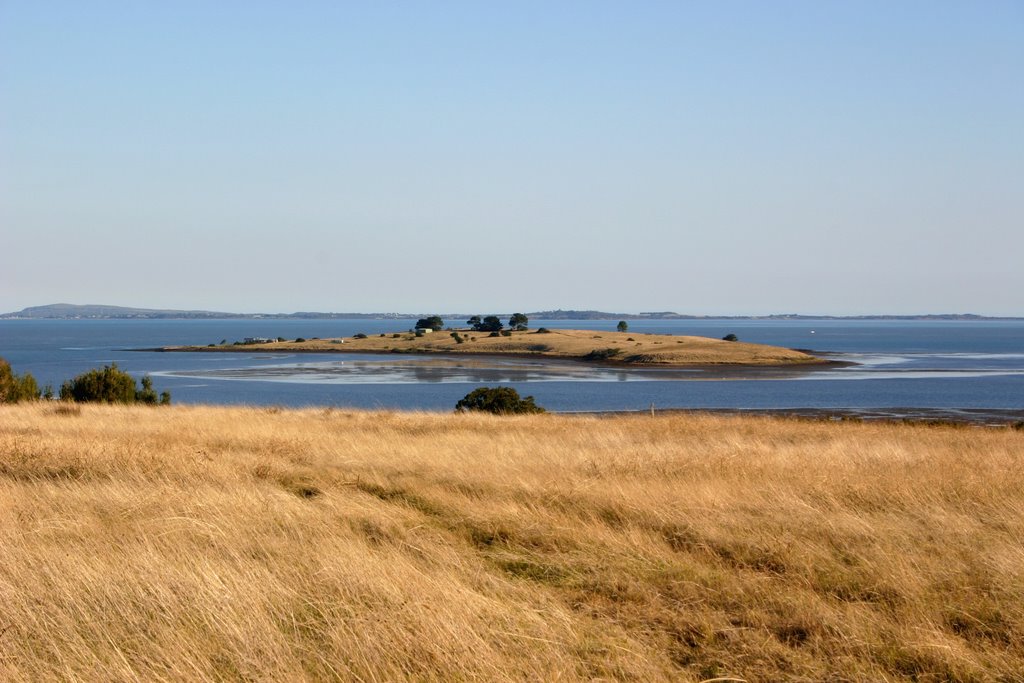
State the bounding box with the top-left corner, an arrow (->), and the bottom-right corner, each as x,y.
1,1 -> 1022,316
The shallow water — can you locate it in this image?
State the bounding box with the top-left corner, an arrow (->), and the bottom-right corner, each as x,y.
2,318 -> 1022,413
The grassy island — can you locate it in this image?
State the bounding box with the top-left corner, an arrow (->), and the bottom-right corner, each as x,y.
1,403 -> 1021,680
166,328 -> 825,367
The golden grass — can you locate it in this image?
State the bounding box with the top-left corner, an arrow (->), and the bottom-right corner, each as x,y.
1,403 -> 1022,681
175,328 -> 822,366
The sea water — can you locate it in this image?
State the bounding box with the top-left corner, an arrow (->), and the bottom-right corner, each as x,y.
1,318 -> 1021,413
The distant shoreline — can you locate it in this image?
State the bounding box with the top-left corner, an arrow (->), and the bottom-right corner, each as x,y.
3,304 -> 1021,321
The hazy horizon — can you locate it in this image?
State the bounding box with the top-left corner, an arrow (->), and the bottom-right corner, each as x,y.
3,2 -> 1022,316
3,301 -> 1021,319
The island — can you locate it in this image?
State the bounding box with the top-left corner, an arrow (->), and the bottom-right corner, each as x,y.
158,327 -> 829,367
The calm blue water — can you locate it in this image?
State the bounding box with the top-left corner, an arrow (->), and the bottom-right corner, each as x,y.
1,318 -> 1022,413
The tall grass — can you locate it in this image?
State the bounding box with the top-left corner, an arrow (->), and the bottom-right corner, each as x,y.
1,403 -> 1022,681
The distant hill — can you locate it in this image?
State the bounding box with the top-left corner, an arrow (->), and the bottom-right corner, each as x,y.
1,304 -> 1019,321
1,304 -> 245,320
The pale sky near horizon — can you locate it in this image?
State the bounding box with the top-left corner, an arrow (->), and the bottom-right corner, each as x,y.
2,1 -> 1021,316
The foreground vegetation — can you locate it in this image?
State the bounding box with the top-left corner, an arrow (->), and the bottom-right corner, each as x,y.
1,404 -> 1021,681
0,358 -> 170,405
174,327 -> 823,366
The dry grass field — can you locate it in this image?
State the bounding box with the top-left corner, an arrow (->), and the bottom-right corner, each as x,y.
1,403 -> 1022,682
174,328 -> 823,366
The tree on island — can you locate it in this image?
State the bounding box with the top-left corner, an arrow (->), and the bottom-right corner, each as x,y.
479,316 -> 504,332
617,321 -> 628,333
509,313 -> 529,331
415,315 -> 444,331
468,315 -> 503,332
455,387 -> 545,415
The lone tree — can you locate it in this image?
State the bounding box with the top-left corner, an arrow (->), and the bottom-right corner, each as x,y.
60,363 -> 170,404
466,315 -> 482,329
0,358 -> 40,403
455,387 -> 545,415
415,315 -> 444,331
617,320 -> 628,333
508,313 -> 529,331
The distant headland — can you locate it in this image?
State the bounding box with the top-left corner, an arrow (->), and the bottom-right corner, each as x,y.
2,304 -> 1020,321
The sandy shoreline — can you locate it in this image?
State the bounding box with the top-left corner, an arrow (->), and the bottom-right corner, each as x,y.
142,345 -> 850,376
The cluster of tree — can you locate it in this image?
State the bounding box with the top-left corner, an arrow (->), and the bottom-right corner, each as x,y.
0,357 -> 170,405
415,316 -> 445,331
455,387 -> 545,415
0,359 -> 40,403
465,314 -> 529,332
59,363 -> 170,404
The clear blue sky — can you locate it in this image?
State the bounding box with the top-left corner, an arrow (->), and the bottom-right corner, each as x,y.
2,1 -> 1021,315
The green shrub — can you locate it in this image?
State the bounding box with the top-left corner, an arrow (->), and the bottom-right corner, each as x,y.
617,320 -> 628,333
354,333 -> 368,339
59,364 -> 170,405
500,330 -> 512,337
535,328 -> 551,334
295,337 -> 306,343
722,333 -> 739,342
0,358 -> 41,403
393,333 -> 402,338
455,387 -> 545,415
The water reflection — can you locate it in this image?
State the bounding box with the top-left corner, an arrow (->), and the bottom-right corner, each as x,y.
165,356 -> 707,384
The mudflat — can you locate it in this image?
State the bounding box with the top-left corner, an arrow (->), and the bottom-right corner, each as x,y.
161,327 -> 829,367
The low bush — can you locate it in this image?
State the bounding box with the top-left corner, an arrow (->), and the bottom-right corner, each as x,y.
59,364 -> 170,405
455,387 -> 545,415
583,348 -> 622,361
0,358 -> 40,403
354,333 -> 368,339
535,328 -> 551,334
722,333 -> 739,342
